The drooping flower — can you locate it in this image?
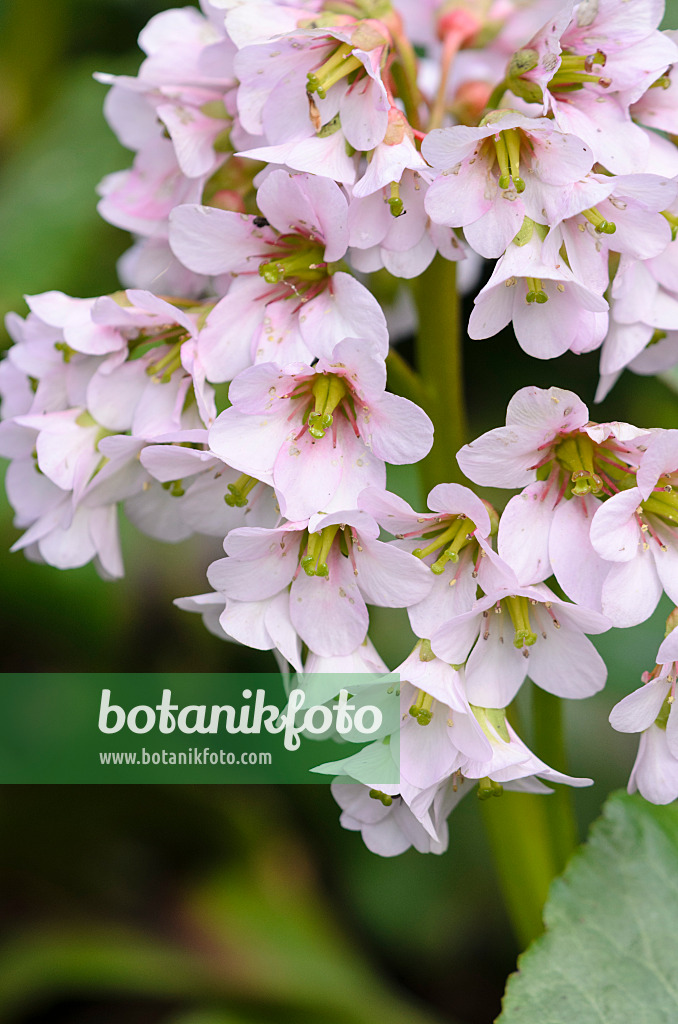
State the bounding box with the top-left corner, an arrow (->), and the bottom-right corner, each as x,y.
206,508 -> 434,657
457,385 -> 648,611
208,337 -> 433,521
169,169 -> 389,379
609,620 -> 678,803
466,220 -> 609,358
423,110 -> 596,259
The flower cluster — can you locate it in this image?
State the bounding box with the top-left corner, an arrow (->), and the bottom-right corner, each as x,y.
3,0 -> 678,853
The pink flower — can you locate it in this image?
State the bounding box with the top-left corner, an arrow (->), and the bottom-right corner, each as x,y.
234,19 -> 392,180
170,169 -> 388,378
208,338 -> 433,521
467,223 -> 608,358
348,169 -> 466,279
457,384 -> 648,611
423,111 -> 595,258
360,482 -> 498,638
206,509 -> 434,657
590,430 -> 678,626
609,624 -> 678,803
429,575 -> 610,708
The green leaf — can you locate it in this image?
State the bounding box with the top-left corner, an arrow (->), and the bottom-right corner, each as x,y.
498,791 -> 678,1023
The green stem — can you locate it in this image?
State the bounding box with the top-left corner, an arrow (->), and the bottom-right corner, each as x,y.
480,794 -> 556,949
386,349 -> 427,407
532,687 -> 579,872
414,255 -> 467,491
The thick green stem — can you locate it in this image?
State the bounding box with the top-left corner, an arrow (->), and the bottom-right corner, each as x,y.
413,255 -> 574,952
532,687 -> 579,872
386,348 -> 428,407
480,794 -> 556,949
414,255 -> 467,491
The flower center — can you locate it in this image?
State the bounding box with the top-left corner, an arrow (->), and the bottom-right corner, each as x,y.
409,688 -> 434,725
299,524 -> 341,577
259,235 -> 328,285
307,41 -> 364,99
504,595 -> 538,648
550,50 -> 610,91
225,474 -> 259,508
493,127 -> 525,193
412,515 -> 477,573
554,434 -> 604,496
582,206 -> 616,235
306,374 -> 349,439
525,277 -> 548,304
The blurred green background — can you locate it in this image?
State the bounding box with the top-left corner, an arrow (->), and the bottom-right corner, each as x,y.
1,1 -> 677,1022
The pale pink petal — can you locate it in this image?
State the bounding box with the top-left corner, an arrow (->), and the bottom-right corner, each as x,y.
274,428 -> 345,521
601,549 -> 663,627
629,726 -> 678,804
208,406 -> 292,484
290,545 -> 368,656
609,678 -> 669,733
527,627 -> 607,699
550,495 -> 608,610
256,170 -> 349,262
300,273 -> 389,360
498,482 -> 555,585
358,392 -> 433,465
456,427 -> 541,488
590,488 -> 643,561
354,537 -> 433,607
465,627 -> 528,707
169,204 -> 274,274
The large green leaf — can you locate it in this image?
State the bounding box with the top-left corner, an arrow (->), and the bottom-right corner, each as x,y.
498,791 -> 678,1023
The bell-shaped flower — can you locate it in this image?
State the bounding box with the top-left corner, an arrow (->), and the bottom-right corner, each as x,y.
169,170 -> 389,378
233,18 -> 392,179
467,221 -> 608,358
360,482 -> 497,638
423,111 -> 595,259
458,385 -> 648,612
208,338 -> 433,522
206,508 -> 434,657
348,169 -> 466,279
590,430 -> 678,626
461,705 -> 593,790
610,624 -> 678,803
331,778 -> 467,856
429,565 -> 610,708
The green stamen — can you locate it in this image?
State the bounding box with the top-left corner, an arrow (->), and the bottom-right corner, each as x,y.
504,596 -> 538,648
642,492 -> 678,526
525,277 -> 548,303
161,479 -> 185,497
409,689 -> 434,725
494,129 -> 524,192
369,788 -> 393,806
582,206 -> 616,234
147,341 -> 184,381
259,239 -> 326,284
477,777 -> 504,800
551,51 -> 608,89
307,43 -> 363,99
412,517 -> 476,572
225,474 -> 258,507
54,341 -> 75,363
388,181 -> 404,217
656,695 -> 673,730
662,211 -> 678,241
308,374 -> 348,439
555,434 -> 603,495
300,524 -> 340,577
